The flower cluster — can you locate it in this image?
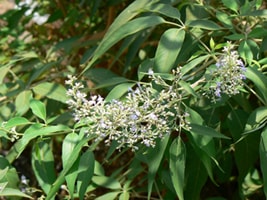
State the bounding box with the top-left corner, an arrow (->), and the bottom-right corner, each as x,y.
203,42 -> 246,101
66,69 -> 190,150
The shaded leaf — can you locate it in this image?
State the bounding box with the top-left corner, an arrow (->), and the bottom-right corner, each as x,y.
259,127 -> 267,197
222,0 -> 239,12
32,139 -> 56,194
169,137 -> 186,200
46,137 -> 91,199
186,19 -> 222,30
245,67 -> 267,104
190,124 -> 230,139
154,28 -> 185,73
77,150 -> 95,200
244,106 -> 267,134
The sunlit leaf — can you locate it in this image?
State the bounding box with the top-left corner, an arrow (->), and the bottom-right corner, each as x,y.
30,99 -> 47,122
105,83 -> 135,102
4,117 -> 30,129
144,3 -> 181,20
15,90 -> 32,116
62,132 -> 80,199
92,175 -> 121,190
83,15 -> 166,73
95,191 -> 120,200
0,187 -> 33,199
32,82 -> 67,103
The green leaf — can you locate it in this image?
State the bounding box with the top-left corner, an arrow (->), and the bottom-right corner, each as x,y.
93,77 -> 130,89
244,106 -> 267,134
6,124 -> 70,163
179,80 -> 198,98
235,132 -> 261,194
190,124 -> 230,139
226,109 -> 248,141
224,33 -> 244,40
259,127 -> 267,198
32,139 -> 56,194
222,0 -> 239,12
92,175 -> 121,190
0,65 -> 10,84
145,135 -> 170,198
0,182 -> 7,192
245,67 -> 267,104
0,156 -> 20,189
30,99 -> 47,122
105,83 -> 135,102
83,15 -> 166,73
189,130 -> 218,184
144,3 -> 181,20
238,40 -> 253,64
46,137 -> 91,200
215,11 -> 232,28
154,28 -> 185,73
184,144 -> 208,200
248,27 -> 267,38
138,58 -> 154,80
32,82 -> 67,103
242,9 -> 267,17
186,19 -> 222,30
32,82 -> 68,103
4,117 -> 30,129
15,90 -> 32,116
77,150 -> 95,200
95,191 -> 120,200
0,187 -> 33,199
119,190 -> 130,200
169,137 -> 186,200
181,55 -> 209,76
226,109 -> 260,193
28,62 -> 58,85
62,132 -> 80,199
82,0 -> 155,73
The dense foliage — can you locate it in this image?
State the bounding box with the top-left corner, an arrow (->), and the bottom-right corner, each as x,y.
0,0 -> 267,199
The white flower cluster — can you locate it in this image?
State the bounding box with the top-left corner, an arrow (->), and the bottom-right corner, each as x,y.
66,69 -> 190,150
204,42 -> 246,101
15,0 -> 50,25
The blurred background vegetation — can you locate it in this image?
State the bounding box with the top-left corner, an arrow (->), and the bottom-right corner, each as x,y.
0,0 -> 267,199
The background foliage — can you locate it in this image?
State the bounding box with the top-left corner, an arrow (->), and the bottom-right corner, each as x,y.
0,0 -> 267,199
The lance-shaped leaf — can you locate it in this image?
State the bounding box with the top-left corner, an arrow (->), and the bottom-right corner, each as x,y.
83,15 -> 166,73
154,28 -> 185,73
